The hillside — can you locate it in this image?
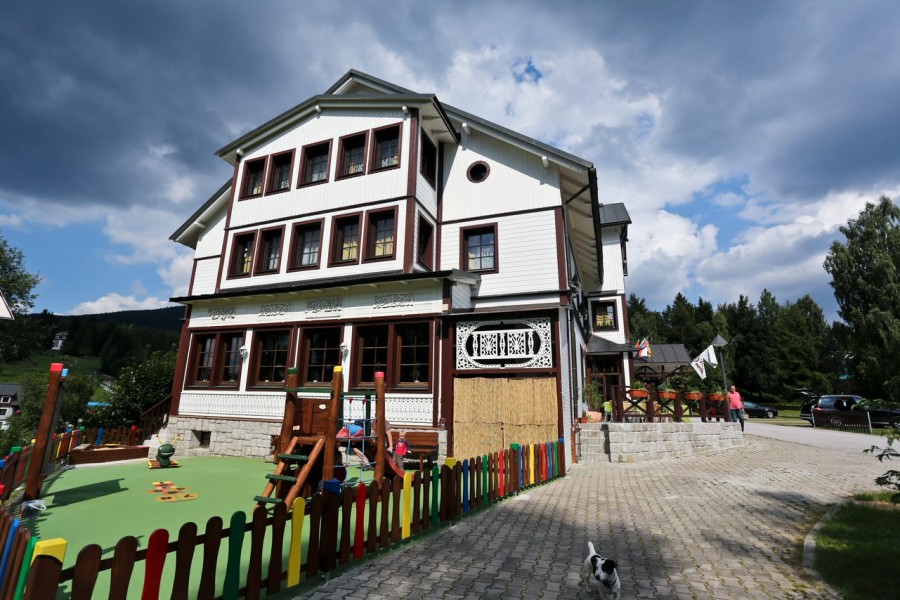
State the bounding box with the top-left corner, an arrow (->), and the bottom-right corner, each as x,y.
53,306 -> 183,331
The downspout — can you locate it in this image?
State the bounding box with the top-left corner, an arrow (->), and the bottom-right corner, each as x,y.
588,167 -> 604,291
560,202 -> 581,445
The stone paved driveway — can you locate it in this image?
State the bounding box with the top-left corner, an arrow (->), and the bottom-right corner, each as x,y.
288,434 -> 885,599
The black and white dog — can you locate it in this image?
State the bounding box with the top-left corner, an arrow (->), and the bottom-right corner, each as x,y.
583,541 -> 620,599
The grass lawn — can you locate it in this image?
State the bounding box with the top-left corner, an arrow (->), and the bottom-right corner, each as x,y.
816,495 -> 900,600
0,353 -> 103,384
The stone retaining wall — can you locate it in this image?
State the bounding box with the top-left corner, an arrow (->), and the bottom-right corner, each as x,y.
164,416 -> 280,459
578,421 -> 745,463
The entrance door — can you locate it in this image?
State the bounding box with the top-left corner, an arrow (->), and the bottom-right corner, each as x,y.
588,357 -> 622,405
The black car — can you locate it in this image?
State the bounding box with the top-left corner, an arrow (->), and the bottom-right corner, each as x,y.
799,394 -> 900,429
742,401 -> 778,418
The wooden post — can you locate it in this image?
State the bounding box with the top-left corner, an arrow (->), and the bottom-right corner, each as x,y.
278,368 -> 299,460
24,364 -> 64,501
322,367 -> 342,481
374,372 -> 386,483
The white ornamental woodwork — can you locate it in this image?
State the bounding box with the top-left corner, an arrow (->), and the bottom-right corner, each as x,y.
307,297 -> 343,318
456,318 -> 553,370
209,306 -> 236,321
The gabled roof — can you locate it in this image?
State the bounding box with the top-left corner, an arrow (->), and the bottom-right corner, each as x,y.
598,203 -> 631,227
169,180 -> 231,246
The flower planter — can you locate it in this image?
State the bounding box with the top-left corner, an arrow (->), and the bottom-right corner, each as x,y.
630,389 -> 649,399
707,393 -> 725,401
684,392 -> 703,401
658,391 -> 677,400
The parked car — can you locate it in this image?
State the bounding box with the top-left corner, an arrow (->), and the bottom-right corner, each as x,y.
799,394 -> 900,429
742,401 -> 778,419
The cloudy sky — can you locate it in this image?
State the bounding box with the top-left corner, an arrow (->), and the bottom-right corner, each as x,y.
2,1 -> 898,320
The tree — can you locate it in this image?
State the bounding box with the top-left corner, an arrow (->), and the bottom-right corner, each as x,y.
0,233 -> 41,361
99,347 -> 176,427
824,196 -> 900,402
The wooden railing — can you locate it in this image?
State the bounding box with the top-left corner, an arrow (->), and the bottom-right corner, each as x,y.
0,427 -> 146,501
611,391 -> 730,423
23,440 -> 565,599
0,506 -> 36,600
138,395 -> 171,443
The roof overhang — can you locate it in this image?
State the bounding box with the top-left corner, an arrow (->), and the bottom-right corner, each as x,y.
632,344 -> 692,380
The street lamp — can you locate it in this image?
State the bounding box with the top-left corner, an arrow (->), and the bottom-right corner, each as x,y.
711,335 -> 731,422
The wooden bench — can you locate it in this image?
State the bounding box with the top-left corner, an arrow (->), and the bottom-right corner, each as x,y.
395,430 -> 440,466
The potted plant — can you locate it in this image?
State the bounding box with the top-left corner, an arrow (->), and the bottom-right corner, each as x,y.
707,385 -> 725,401
684,389 -> 704,401
629,380 -> 649,399
658,382 -> 677,400
584,380 -> 604,422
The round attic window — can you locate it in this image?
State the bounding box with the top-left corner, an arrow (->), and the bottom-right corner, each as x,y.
467,161 -> 490,183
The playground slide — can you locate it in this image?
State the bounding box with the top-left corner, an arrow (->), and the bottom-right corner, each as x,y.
384,452 -> 405,478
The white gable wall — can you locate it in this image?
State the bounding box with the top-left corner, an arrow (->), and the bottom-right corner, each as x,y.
229,109 -> 410,230
440,210 -> 560,296
441,132 -> 561,222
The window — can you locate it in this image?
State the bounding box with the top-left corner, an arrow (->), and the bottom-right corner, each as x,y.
241,158 -> 266,198
417,217 -> 434,270
592,301 -> 617,331
230,232 -> 257,277
251,329 -> 291,387
288,221 -> 323,270
331,214 -> 361,265
365,209 -> 396,260
356,325 -> 389,387
299,141 -> 331,186
353,322 -> 432,389
371,124 -> 400,171
255,227 -> 283,274
266,151 -> 294,194
467,161 -> 490,183
462,224 -> 497,273
302,328 -> 342,385
188,331 -> 244,388
420,132 -> 437,186
338,132 -> 367,177
397,323 -> 429,385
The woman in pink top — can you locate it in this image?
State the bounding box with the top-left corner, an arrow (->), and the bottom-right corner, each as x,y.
728,385 -> 744,432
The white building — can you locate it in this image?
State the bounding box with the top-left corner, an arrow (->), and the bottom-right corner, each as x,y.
168,70 -> 635,463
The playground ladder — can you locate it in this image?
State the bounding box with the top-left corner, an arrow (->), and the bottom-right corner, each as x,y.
255,436 -> 326,508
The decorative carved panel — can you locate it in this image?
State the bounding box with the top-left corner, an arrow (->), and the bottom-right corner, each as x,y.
209,306 -> 236,321
373,292 -> 414,309
456,318 -> 553,370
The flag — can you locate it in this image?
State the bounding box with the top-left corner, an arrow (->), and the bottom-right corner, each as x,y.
690,356 -> 707,379
636,337 -> 652,358
700,345 -> 718,367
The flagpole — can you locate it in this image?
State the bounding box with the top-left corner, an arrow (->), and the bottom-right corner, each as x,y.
711,335 -> 731,423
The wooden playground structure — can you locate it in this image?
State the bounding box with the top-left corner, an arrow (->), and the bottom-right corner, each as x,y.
255,367 -> 404,508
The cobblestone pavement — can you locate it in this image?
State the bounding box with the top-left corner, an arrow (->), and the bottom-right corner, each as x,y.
288,434 -> 884,599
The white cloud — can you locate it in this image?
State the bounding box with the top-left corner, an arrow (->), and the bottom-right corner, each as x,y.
69,293 -> 172,315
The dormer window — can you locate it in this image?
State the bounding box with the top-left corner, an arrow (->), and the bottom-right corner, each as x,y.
299,141 -> 331,186
371,124 -> 401,171
338,132 -> 367,178
592,301 -> 617,331
266,151 -> 294,194
241,158 -> 266,198
229,232 -> 256,277
420,132 -> 437,187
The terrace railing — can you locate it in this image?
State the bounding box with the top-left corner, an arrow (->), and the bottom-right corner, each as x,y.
22,440 -> 565,599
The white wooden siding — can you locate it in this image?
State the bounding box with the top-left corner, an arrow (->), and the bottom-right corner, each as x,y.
557,308 -> 572,453
191,258 -> 219,296
600,226 -> 626,294
219,200 -> 407,292
195,207 -> 227,258
228,109 -> 411,229
188,280 -> 443,329
450,281 -> 473,311
440,211 -> 560,296
441,133 -> 561,222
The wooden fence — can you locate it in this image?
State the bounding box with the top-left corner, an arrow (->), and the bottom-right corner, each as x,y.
0,427 -> 143,501
612,391 -> 730,423
23,440 -> 565,599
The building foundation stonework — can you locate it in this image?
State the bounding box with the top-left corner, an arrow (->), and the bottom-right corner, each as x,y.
165,416 -> 281,459
577,422 -> 745,463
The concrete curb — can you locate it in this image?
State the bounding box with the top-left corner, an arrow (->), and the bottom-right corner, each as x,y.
802,503 -> 842,599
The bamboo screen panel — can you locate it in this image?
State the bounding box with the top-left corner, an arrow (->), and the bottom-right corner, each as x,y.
453,377 -> 557,459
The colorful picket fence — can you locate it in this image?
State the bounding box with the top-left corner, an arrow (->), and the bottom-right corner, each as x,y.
23,440 -> 565,599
